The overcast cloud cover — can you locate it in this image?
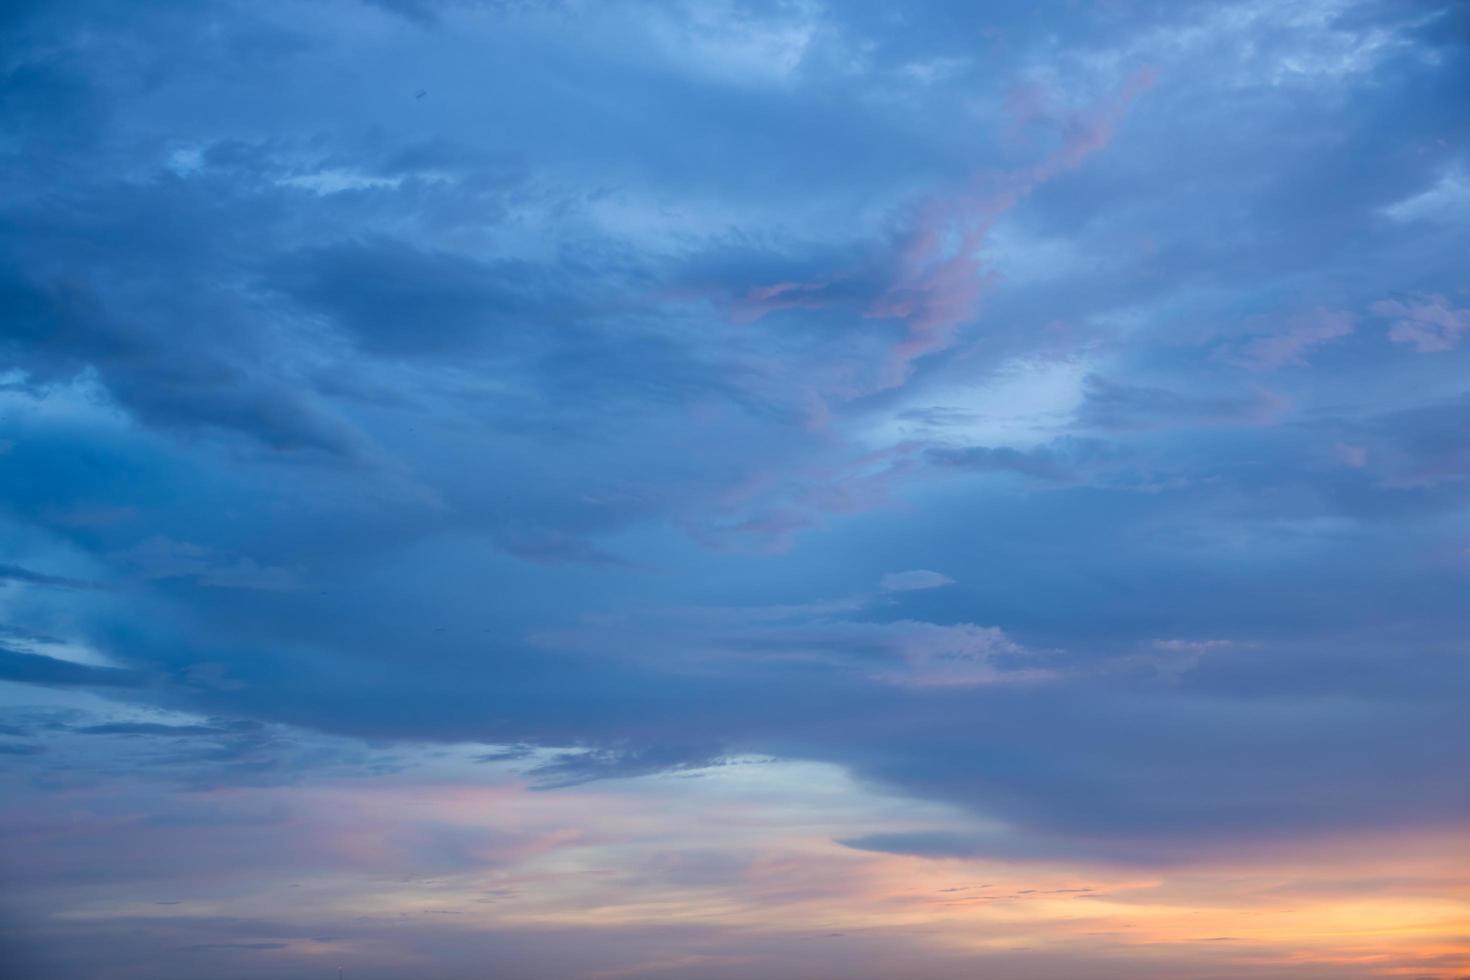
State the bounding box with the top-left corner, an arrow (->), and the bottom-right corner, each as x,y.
2,1 -> 1469,977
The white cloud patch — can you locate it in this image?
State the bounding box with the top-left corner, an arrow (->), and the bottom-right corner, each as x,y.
1382,166 -> 1470,224
650,0 -> 820,85
879,569 -> 955,592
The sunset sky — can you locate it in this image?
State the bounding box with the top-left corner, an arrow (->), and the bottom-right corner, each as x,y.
2,1 -> 1469,977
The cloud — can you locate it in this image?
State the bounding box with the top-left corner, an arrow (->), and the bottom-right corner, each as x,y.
538,594 -> 1047,692
494,527 -> 633,567
878,570 -> 955,592
0,563 -> 100,590
271,237 -> 565,357
926,444 -> 1075,482
866,68 -> 1156,389
73,722 -> 232,737
172,942 -> 288,952
1,4 -> 1469,974
195,560 -> 300,592
0,258 -> 369,458
1229,308 -> 1355,371
0,647 -> 145,688
527,742 -> 727,788
1076,375 -> 1287,431
110,539 -> 298,591
727,67 -> 1155,395
1375,293 -> 1470,352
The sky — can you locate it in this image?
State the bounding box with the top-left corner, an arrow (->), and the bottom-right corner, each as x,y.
1,0 -> 1469,977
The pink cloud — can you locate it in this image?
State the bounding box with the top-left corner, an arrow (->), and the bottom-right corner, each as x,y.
729,68 -> 1154,395
729,279 -> 839,323
873,69 -> 1155,387
696,72 -> 1156,553
1334,442 -> 1369,468
1374,294 -> 1470,352
1233,308 -> 1356,371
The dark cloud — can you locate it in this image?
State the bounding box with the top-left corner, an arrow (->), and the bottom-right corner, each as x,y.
1076,375 -> 1282,431
0,563 -> 100,590
271,238 -> 565,357
494,526 -> 635,567
0,647 -> 146,688
925,445 -> 1075,482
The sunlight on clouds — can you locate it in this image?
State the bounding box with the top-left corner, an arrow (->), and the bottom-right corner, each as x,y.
25,753 -> 1463,977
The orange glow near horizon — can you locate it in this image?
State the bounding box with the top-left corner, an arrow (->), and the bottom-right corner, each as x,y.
38,758 -> 1466,978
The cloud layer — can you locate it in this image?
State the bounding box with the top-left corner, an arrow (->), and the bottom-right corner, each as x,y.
2,0 -> 1469,977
